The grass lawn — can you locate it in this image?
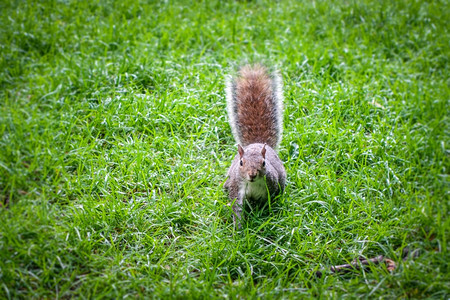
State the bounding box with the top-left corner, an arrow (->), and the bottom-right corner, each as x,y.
0,0 -> 448,298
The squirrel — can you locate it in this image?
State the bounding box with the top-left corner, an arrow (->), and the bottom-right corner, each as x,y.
224,64 -> 286,228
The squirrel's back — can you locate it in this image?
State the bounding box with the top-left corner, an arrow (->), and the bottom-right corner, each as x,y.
226,65 -> 283,149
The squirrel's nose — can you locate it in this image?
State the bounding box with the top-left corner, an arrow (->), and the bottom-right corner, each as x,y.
249,173 -> 257,181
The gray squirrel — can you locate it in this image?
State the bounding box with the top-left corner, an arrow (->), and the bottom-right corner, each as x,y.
224,65 -> 286,228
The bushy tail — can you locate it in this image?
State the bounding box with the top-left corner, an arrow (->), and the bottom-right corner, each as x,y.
226,65 -> 284,148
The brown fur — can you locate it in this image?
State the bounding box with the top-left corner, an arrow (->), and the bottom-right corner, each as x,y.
235,65 -> 279,148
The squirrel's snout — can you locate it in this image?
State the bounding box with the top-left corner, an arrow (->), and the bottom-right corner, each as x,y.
248,173 -> 258,181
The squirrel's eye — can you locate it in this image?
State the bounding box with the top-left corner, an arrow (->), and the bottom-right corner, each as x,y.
240,160 -> 243,166
262,160 -> 265,167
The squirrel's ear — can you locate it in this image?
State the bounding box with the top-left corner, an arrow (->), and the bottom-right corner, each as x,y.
238,144 -> 245,158
261,144 -> 266,159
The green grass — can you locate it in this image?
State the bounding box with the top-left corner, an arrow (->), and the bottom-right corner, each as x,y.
0,0 -> 448,298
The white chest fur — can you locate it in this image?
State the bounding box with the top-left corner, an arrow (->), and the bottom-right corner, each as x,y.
240,177 -> 268,201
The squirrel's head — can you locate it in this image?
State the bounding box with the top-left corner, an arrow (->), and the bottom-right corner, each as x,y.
238,144 -> 267,182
